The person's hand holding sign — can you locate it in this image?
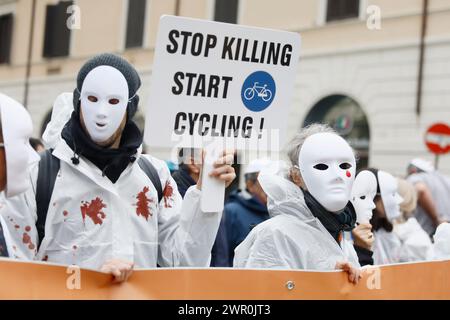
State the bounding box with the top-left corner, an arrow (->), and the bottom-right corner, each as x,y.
196,149 -> 236,190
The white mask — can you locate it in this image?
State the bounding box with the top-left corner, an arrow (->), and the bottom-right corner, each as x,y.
298,132 -> 356,212
351,170 -> 377,224
0,93 -> 40,198
80,66 -> 129,143
378,170 -> 403,221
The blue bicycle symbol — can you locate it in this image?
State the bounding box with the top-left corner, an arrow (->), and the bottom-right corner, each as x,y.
241,71 -> 276,112
243,82 -> 273,102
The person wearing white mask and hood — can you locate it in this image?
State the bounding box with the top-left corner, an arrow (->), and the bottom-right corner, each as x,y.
3,53 -> 235,282
366,168 -> 404,265
234,124 -> 361,284
0,93 -> 40,257
350,170 -> 377,266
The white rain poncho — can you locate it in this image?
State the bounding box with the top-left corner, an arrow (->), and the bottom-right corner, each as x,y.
2,140 -> 222,269
394,217 -> 433,262
233,164 -> 360,270
432,223 -> 450,260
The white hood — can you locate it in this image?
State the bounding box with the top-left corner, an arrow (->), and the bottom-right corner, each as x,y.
42,92 -> 74,149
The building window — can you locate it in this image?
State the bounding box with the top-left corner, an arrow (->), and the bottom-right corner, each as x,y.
43,1 -> 72,58
326,0 -> 359,22
0,13 -> 13,64
125,0 -> 147,49
214,0 -> 239,24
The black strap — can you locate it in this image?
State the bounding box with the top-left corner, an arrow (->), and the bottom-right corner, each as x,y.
36,149 -> 60,248
35,153 -> 163,247
138,157 -> 163,203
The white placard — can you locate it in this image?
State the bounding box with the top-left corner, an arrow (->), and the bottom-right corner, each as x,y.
145,15 -> 301,152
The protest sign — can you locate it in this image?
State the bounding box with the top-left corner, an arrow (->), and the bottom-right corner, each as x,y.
144,15 -> 301,152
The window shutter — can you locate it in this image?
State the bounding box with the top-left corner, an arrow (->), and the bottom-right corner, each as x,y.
326,0 -> 359,22
43,1 -> 72,58
214,0 -> 239,24
125,0 -> 147,49
0,13 -> 13,64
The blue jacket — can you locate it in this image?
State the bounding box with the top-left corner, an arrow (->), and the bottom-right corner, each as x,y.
213,189 -> 270,267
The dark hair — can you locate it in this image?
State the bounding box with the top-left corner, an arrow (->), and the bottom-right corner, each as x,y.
370,195 -> 394,232
29,137 -> 44,151
244,172 -> 259,183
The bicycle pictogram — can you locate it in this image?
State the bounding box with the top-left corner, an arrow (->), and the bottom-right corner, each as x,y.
243,82 -> 273,102
241,71 -> 276,112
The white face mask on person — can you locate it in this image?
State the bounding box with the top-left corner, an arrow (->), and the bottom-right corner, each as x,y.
351,170 -> 377,224
378,170 -> 403,221
80,66 -> 129,143
298,132 -> 356,213
0,93 -> 40,198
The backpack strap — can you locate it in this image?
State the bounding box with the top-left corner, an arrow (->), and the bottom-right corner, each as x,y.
36,149 -> 60,248
138,157 -> 163,204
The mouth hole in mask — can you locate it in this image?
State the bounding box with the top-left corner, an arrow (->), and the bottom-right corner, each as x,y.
313,163 -> 328,170
88,95 -> 98,102
339,162 -> 352,170
109,98 -> 120,105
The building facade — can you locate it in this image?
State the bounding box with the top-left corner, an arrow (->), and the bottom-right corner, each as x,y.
0,0 -> 449,175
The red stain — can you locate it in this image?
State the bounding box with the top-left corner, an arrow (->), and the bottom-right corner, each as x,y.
80,197 -> 107,225
12,246 -> 17,251
63,210 -> 68,217
136,186 -> 153,221
22,232 -> 35,251
73,245 -> 77,250
163,181 -> 174,208
42,255 -> 48,261
14,225 -> 20,229
346,170 -> 351,178
22,233 -> 31,244
25,226 -> 31,232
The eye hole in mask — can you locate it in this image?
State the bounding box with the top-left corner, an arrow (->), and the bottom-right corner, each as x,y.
360,195 -> 366,200
313,163 -> 329,170
88,95 -> 98,103
339,162 -> 352,170
109,98 -> 120,105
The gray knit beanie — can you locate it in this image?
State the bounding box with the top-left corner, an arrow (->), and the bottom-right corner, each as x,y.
73,53 -> 141,120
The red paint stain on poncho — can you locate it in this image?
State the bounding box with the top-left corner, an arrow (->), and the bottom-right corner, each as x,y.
63,211 -> 69,217
80,198 -> 107,225
163,181 -> 174,208
22,233 -> 31,244
22,232 -> 36,251
136,186 -> 153,221
25,226 -> 31,232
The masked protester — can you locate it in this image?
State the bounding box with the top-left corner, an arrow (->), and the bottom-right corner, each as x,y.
3,54 -> 235,282
0,93 -> 39,257
234,124 -> 361,284
393,178 -> 433,262
406,158 -> 450,236
367,169 -> 403,265
350,170 -> 377,266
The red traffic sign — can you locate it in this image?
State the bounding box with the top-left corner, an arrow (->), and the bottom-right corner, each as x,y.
425,123 -> 450,155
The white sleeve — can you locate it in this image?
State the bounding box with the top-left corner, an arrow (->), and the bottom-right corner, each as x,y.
146,157 -> 222,267
0,163 -> 39,260
233,226 -> 293,269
